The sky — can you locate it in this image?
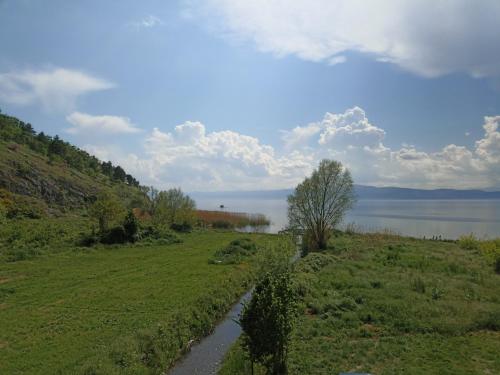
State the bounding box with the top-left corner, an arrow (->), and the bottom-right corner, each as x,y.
1,0 -> 500,191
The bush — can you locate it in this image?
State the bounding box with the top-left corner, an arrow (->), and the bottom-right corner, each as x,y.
458,234 -> 480,250
210,238 -> 258,264
240,268 -> 298,374
79,231 -> 100,247
100,226 -> 128,244
123,210 -> 139,242
295,253 -> 335,274
170,221 -> 192,233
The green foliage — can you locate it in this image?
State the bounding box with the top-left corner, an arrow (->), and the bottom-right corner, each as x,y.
458,234 -> 500,273
458,233 -> 480,250
100,226 -> 128,244
0,113 -> 140,187
0,188 -> 48,219
288,159 -> 355,250
210,238 -> 258,264
152,188 -> 196,227
0,217 -> 93,262
89,191 -> 125,232
170,221 -> 193,233
221,232 -> 500,375
240,268 -> 298,374
123,210 -> 140,242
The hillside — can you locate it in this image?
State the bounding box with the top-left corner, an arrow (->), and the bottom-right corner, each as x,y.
0,113 -> 146,217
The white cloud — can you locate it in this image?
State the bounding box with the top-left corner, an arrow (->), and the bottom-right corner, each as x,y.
328,55 -> 347,66
189,0 -> 500,78
83,108 -> 500,191
0,67 -> 114,111
138,121 -> 311,190
129,15 -> 163,29
66,112 -> 142,135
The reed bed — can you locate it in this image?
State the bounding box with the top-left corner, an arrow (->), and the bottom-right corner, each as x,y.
196,210 -> 270,228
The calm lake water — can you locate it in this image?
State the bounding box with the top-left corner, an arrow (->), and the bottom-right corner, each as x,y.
195,198 -> 500,239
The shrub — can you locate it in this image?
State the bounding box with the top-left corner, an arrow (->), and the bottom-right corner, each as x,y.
458,234 -> 479,250
123,210 -> 139,242
210,238 -> 258,264
170,221 -> 192,233
478,240 -> 500,262
100,226 -> 128,244
295,253 -> 335,274
79,231 -> 100,247
240,268 -> 298,374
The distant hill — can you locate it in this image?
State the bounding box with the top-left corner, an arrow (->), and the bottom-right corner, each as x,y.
191,185 -> 500,200
0,113 -> 146,217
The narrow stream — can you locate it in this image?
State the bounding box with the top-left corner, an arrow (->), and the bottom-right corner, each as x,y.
168,290 -> 252,375
168,246 -> 301,375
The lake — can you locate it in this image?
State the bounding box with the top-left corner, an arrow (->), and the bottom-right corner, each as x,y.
195,198 -> 500,239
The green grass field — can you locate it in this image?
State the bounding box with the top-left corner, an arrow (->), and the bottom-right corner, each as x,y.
220,232 -> 500,375
0,225 -> 281,374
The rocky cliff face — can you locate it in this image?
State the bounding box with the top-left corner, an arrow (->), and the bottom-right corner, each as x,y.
0,142 -> 104,210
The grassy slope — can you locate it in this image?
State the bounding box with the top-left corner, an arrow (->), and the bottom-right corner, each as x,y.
220,232 -> 500,375
0,229 -> 280,374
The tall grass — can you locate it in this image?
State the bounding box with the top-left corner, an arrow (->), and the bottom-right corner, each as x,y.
196,210 -> 270,228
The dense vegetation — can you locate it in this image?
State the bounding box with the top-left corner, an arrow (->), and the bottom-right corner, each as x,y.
0,113 -> 139,186
0,218 -> 284,374
0,112 -> 147,216
220,231 -> 500,374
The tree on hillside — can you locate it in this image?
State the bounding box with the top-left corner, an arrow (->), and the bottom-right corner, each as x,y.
89,191 -> 125,232
288,159 -> 355,251
48,135 -> 66,157
240,268 -> 298,374
113,165 -> 127,182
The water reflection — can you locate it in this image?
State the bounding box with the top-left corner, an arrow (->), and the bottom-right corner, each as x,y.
196,198 -> 500,239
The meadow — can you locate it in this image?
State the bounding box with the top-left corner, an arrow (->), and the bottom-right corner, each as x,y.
220,231 -> 500,374
0,218 -> 282,374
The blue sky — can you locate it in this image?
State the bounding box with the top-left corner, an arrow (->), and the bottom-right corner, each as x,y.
1,0 -> 500,190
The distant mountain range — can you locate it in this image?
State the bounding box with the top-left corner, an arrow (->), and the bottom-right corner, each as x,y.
191,185 -> 500,200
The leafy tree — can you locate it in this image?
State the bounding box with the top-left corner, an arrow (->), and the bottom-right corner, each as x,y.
89,191 -> 125,232
101,161 -> 113,177
113,165 -> 127,182
48,135 -> 66,157
152,188 -> 196,227
288,159 -> 355,251
240,268 -> 298,374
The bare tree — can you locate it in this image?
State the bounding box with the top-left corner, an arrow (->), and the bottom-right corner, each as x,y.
287,159 -> 355,250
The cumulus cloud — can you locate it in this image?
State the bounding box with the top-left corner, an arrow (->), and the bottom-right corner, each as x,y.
280,108 -> 500,189
66,112 -> 142,135
188,0 -> 500,78
84,108 -> 500,191
0,67 -> 114,111
138,121 -> 311,190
